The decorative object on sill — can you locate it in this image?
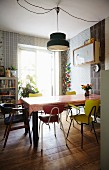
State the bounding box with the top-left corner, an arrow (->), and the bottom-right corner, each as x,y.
63,63 -> 71,91
84,38 -> 95,45
93,64 -> 100,72
17,0 -> 98,51
81,84 -> 92,96
84,39 -> 90,45
91,38 -> 95,43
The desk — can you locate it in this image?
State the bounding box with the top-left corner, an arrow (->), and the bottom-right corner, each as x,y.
21,94 -> 100,147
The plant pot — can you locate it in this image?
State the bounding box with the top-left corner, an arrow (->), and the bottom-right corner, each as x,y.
11,70 -> 17,77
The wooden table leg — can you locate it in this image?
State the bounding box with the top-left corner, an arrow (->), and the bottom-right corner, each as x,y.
32,111 -> 39,147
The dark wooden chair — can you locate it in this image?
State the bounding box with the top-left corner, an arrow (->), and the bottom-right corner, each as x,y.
0,103 -> 32,149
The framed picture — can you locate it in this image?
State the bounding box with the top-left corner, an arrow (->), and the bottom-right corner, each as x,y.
73,42 -> 94,66
0,66 -> 5,77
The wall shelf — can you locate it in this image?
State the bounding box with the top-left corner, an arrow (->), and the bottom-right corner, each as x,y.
73,41 -> 100,66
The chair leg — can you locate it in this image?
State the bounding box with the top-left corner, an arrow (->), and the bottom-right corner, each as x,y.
41,122 -> 43,155
25,128 -> 28,135
3,126 -> 10,149
48,124 -> 50,129
3,125 -> 8,139
60,120 -> 67,145
66,110 -> 69,121
39,120 -> 41,136
54,122 -> 56,137
60,114 -> 62,129
27,122 -> 32,145
66,119 -> 73,138
66,108 -> 72,121
81,123 -> 83,149
92,121 -> 99,143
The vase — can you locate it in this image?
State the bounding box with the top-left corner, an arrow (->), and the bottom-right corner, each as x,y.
85,90 -> 89,96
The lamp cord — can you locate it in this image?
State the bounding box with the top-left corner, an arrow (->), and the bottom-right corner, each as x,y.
17,0 -> 55,14
17,0 -> 98,23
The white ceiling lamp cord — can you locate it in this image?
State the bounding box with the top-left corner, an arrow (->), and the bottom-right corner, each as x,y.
17,0 -> 98,23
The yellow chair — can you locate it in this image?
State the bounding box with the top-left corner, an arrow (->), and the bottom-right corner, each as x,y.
66,91 -> 76,95
65,91 -> 80,121
29,93 -> 43,114
66,99 -> 100,148
29,93 -> 42,97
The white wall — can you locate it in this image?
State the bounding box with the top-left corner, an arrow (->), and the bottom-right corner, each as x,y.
69,28 -> 91,94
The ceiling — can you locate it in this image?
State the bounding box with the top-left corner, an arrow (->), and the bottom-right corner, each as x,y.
0,0 -> 109,40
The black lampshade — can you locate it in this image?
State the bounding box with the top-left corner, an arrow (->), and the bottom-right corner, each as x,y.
47,32 -> 69,51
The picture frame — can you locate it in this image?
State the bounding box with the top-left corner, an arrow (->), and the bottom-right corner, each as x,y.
0,66 -> 5,77
73,42 -> 94,66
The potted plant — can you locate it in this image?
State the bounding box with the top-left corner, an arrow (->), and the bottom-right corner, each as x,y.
18,75 -> 39,98
10,66 -> 17,77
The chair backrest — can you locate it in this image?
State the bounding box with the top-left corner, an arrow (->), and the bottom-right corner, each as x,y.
0,103 -> 15,115
29,93 -> 42,97
43,104 -> 64,115
66,91 -> 76,95
84,99 -> 100,117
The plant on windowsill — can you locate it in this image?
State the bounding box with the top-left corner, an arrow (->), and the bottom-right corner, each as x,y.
18,75 -> 39,98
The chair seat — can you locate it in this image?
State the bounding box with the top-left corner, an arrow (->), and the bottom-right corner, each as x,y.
4,114 -> 26,125
68,104 -> 80,110
39,115 -> 58,123
71,114 -> 93,124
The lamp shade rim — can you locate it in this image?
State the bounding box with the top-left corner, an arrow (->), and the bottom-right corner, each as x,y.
47,45 -> 69,51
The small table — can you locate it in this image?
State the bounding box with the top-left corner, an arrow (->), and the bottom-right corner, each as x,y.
21,94 -> 100,147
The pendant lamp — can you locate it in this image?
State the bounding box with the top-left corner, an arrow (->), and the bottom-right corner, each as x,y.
47,7 -> 69,51
17,0 -> 98,52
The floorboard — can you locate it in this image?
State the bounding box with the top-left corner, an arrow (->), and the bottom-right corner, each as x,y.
0,111 -> 100,170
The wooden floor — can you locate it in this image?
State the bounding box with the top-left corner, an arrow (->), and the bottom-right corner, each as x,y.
0,111 -> 100,170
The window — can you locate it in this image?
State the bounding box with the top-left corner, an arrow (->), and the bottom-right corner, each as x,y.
18,45 -> 59,96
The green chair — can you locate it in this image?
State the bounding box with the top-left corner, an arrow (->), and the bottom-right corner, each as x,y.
66,99 -> 100,148
65,91 -> 80,121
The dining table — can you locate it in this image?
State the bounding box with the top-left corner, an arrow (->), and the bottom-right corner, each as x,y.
21,93 -> 100,147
